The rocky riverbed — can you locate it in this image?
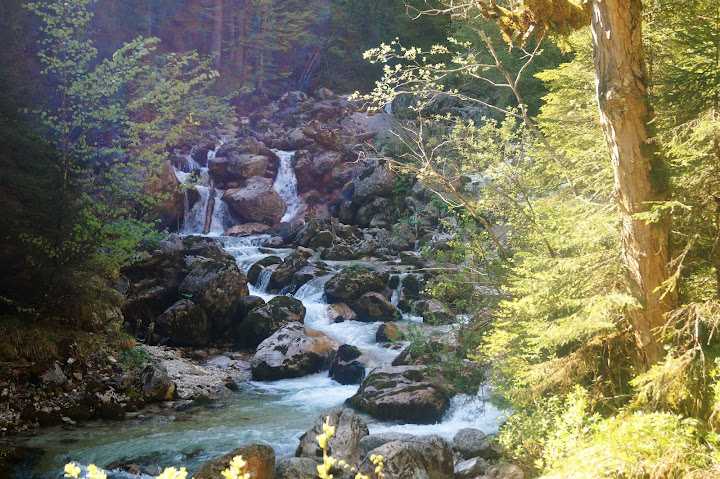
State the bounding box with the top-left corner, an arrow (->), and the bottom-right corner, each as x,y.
1,88 -> 514,478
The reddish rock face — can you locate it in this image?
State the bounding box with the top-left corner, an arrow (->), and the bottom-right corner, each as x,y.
223,176 -> 287,225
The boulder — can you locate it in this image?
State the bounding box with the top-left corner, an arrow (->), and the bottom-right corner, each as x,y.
320,244 -> 358,261
274,458 -> 319,479
294,220 -> 322,247
324,269 -> 386,303
121,251 -> 186,329
195,444 -> 275,479
351,160 -> 396,203
327,303 -> 356,323
307,230 -> 335,249
361,435 -> 454,479
453,428 -> 501,460
346,366 -> 453,424
351,292 -> 400,322
454,457 -> 488,479
414,299 -> 455,325
208,153 -> 268,182
262,236 -> 285,248
401,274 -> 423,299
269,252 -> 310,291
376,323 -> 402,342
291,265 -> 330,291
178,258 -> 249,333
156,299 -> 211,346
247,256 -> 283,285
141,365 -> 177,402
240,296 -> 306,347
276,128 -> 313,150
222,223 -> 273,237
251,323 -> 340,380
329,345 -> 366,385
223,177 -> 287,225
357,432 -> 415,460
355,198 -> 390,228
231,295 -> 266,323
296,406 -> 369,462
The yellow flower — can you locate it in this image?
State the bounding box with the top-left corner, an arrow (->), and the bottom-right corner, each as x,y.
87,464 -> 107,479
156,466 -> 188,479
221,455 -> 249,479
64,463 -> 81,479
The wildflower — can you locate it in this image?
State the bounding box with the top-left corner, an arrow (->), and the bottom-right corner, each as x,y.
86,464 -> 107,479
156,466 -> 188,479
64,463 -> 81,479
221,455 -> 250,479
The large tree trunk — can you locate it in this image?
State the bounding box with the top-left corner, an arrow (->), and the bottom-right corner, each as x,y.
591,0 -> 674,369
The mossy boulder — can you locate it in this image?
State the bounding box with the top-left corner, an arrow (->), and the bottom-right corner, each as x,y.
239,296 -> 306,347
346,366 -> 454,424
350,292 -> 400,322
178,257 -> 249,334
247,256 -> 282,285
156,299 -> 211,347
268,252 -> 310,292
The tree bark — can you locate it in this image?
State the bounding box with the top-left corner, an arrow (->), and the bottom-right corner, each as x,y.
591,0 -> 674,369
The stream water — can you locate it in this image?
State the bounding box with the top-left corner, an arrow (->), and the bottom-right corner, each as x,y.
9,151 -> 504,478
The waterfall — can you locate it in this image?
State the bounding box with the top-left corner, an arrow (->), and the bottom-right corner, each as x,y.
173,144 -> 232,236
272,150 -> 304,223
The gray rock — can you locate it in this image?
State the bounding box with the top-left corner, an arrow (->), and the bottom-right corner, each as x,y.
178,257 -> 249,333
327,303 -> 357,323
329,345 -> 366,385
274,457 -> 319,479
351,160 -> 395,203
454,457 -> 488,479
347,366 -> 454,424
41,363 -> 67,387
362,435 -> 453,479
240,296 -> 306,347
453,428 -> 499,460
357,433 -> 415,460
251,323 -> 339,380
296,406 -> 369,462
208,153 -> 268,182
156,299 -> 210,346
141,365 -> 177,402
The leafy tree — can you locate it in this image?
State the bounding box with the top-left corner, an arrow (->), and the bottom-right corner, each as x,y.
6,0 -> 229,319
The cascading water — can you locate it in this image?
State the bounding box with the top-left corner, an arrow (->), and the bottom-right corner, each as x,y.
173,145 -> 234,236
12,236 -> 504,478
272,150 -> 304,222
